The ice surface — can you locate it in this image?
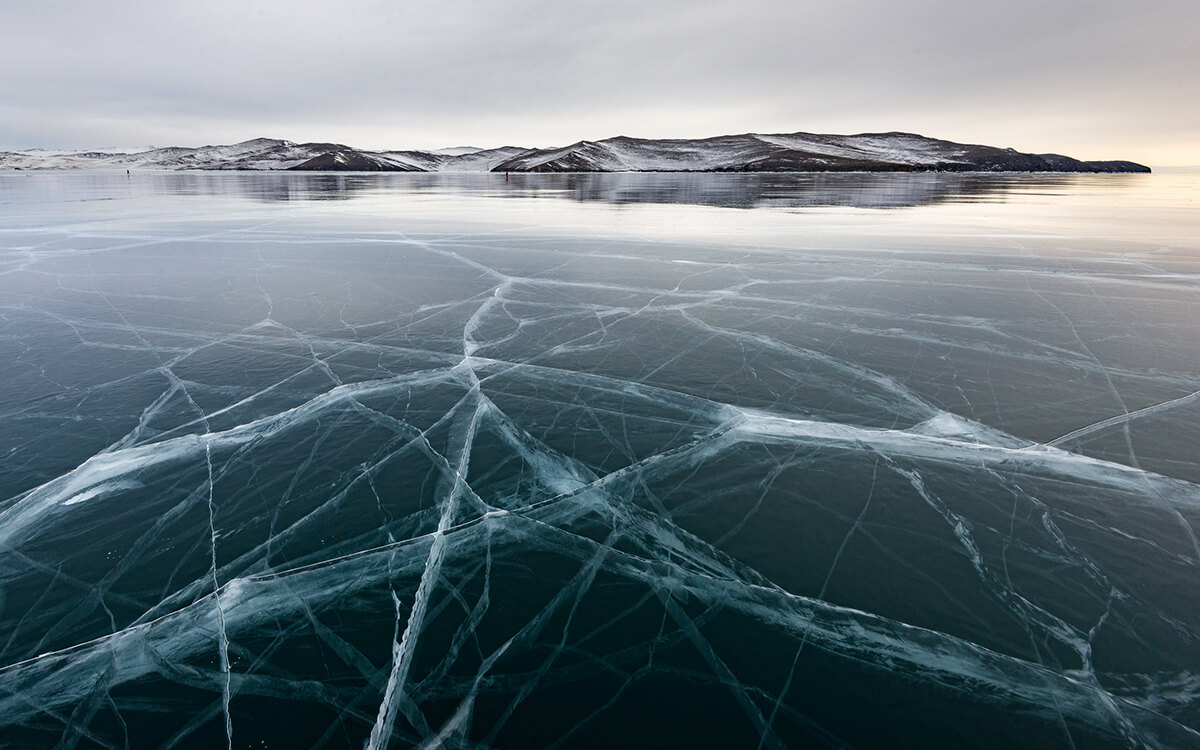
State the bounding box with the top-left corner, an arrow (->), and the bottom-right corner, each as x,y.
0,172 -> 1198,748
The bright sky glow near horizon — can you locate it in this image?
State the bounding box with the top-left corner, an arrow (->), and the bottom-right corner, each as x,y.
2,0 -> 1197,166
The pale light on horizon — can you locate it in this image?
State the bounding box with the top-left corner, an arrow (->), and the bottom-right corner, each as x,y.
2,0 -> 1197,166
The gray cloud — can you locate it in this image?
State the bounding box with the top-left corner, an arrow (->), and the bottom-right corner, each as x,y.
2,0 -> 1197,164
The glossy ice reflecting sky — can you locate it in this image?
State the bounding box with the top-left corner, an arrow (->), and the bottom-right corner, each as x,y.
1,172 -> 1198,749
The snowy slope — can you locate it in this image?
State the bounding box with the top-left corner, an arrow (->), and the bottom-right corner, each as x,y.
754,132 -> 968,165
491,132 -> 1149,173
374,146 -> 532,172
0,133 -> 1149,173
432,146 -> 486,156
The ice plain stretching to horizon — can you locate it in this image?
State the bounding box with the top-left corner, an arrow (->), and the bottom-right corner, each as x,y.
1,171 -> 1199,748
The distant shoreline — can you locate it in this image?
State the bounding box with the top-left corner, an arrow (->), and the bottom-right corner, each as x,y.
3,169 -> 1159,175
0,131 -> 1151,174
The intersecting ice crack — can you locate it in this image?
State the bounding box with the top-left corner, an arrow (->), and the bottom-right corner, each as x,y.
1023,275 -> 1140,467
368,385 -> 486,747
160,330 -> 235,750
1028,270 -> 1200,565
2,182 -> 1200,748
1047,388 -> 1200,448
204,438 -> 233,750
69,262 -> 241,748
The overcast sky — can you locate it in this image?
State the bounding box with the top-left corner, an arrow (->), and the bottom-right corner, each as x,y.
2,0 -> 1197,165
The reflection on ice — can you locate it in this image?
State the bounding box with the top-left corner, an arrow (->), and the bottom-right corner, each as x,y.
0,169 -> 1156,209
0,172 -> 1199,748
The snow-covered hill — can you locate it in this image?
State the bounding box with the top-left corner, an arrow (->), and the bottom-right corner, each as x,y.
492,132 -> 1150,173
0,132 -> 1150,173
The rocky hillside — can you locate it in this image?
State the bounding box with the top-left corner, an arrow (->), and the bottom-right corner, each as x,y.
0,132 -> 1150,173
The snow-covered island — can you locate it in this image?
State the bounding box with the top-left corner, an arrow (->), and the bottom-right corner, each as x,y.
0,131 -> 1150,173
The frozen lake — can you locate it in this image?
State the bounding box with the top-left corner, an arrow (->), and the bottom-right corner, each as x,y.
1,171 -> 1199,748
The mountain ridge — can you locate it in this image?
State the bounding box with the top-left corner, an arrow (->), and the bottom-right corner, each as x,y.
0,131 -> 1151,173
